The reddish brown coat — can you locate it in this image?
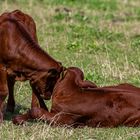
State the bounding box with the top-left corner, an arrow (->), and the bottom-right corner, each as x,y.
0,10 -> 63,124
31,67 -> 140,127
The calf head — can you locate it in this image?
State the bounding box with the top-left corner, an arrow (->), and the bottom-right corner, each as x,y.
30,66 -> 64,100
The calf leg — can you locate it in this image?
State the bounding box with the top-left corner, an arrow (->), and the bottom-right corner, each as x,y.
6,76 -> 15,112
123,111 -> 140,127
12,88 -> 48,125
12,92 -> 39,125
30,84 -> 48,110
31,107 -> 82,127
0,64 -> 8,122
12,110 -> 31,125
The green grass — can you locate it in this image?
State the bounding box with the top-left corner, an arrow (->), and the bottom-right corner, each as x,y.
1,0 -> 140,139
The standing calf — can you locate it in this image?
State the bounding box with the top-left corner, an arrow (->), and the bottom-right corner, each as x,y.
0,10 -> 63,124
31,67 -> 140,127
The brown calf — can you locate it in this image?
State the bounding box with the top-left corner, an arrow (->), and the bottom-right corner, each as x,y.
31,67 -> 140,127
0,10 -> 63,124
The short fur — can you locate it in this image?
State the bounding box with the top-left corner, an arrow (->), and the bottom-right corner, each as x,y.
31,67 -> 140,127
0,10 -> 63,124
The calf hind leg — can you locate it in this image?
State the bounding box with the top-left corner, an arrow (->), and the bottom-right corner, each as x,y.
0,64 -> 8,122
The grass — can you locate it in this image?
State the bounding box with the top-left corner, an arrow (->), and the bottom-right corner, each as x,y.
0,0 -> 140,139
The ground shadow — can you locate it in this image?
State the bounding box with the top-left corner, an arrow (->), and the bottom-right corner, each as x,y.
4,104 -> 29,121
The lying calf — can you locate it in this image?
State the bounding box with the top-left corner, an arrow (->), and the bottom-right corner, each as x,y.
30,67 -> 140,127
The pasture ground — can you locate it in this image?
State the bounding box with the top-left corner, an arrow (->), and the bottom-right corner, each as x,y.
0,0 -> 140,139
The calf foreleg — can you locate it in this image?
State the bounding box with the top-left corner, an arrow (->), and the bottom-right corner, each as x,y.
12,87 -> 48,125
31,107 -> 81,127
12,110 -> 31,125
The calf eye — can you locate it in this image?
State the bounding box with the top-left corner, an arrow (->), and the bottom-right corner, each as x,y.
48,69 -> 58,77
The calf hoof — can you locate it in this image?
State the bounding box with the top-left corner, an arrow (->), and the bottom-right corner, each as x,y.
12,115 -> 27,125
12,111 -> 32,125
12,115 -> 25,125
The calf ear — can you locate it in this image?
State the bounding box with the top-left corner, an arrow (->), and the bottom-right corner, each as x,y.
77,80 -> 97,88
59,70 -> 67,80
75,74 -> 97,89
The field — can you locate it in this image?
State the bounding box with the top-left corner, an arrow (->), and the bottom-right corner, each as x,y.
0,0 -> 140,139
